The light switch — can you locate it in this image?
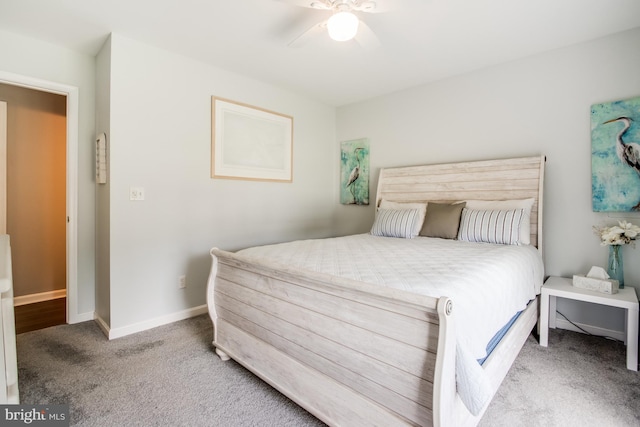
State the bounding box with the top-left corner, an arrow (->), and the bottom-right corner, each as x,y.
130,187 -> 145,201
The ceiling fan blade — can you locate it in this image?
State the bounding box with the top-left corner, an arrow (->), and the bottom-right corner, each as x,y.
352,1 -> 381,13
354,20 -> 381,50
277,0 -> 331,10
278,0 -> 385,12
288,20 -> 327,47
310,1 -> 332,10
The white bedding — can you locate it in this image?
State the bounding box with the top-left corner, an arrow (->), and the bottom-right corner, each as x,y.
238,233 -> 544,415
238,233 -> 544,360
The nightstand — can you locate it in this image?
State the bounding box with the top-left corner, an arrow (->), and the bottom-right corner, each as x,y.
539,276 -> 639,371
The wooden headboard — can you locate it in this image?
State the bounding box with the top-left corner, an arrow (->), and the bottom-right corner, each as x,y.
375,155 -> 546,250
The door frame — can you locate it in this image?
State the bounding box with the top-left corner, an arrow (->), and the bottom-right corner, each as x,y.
0,71 -> 80,324
0,101 -> 6,235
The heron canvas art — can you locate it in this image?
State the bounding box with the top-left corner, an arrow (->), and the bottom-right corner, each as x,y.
340,138 -> 369,205
591,96 -> 640,212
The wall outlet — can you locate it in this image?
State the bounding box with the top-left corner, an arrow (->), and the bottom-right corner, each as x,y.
130,187 -> 145,201
178,275 -> 186,289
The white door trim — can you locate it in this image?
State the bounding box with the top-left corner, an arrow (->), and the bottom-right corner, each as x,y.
0,71 -> 81,324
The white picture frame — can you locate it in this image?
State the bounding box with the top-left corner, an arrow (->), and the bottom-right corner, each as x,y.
211,97 -> 293,182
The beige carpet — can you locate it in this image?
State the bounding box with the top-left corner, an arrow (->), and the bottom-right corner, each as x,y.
16,315 -> 639,426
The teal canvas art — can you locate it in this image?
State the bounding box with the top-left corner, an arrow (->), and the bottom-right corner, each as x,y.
340,138 -> 369,205
591,96 -> 640,212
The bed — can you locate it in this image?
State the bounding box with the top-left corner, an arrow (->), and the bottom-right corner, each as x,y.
206,155 -> 546,427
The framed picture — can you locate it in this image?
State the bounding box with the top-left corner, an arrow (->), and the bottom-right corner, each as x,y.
591,96 -> 640,211
212,97 -> 293,182
340,138 -> 370,205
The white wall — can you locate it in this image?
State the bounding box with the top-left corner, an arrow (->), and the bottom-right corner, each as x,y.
0,29 -> 96,319
337,28 -> 640,334
103,34 -> 337,331
95,36 -> 111,325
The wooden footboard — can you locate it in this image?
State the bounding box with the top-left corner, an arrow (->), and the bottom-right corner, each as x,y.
207,248 -> 457,427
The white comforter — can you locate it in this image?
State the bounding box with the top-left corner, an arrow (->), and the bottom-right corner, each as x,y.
238,233 -> 544,360
237,234 -> 544,415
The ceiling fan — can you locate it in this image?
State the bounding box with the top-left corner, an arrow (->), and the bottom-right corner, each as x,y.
286,0 -> 383,49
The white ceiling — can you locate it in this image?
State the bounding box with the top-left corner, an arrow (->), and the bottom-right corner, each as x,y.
1,0 -> 639,106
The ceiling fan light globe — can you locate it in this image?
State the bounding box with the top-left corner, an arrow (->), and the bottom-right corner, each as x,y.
327,11 -> 359,41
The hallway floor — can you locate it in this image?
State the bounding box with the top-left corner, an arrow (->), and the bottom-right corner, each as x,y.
14,298 -> 66,334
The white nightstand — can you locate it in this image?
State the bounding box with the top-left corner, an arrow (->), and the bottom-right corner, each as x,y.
539,276 -> 639,371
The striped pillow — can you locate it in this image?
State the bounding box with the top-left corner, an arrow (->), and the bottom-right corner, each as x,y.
378,200 -> 427,237
457,208 -> 524,245
370,208 -> 421,239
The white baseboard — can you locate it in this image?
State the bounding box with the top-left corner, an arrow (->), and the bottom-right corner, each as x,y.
553,317 -> 625,342
94,313 -> 109,337
99,305 -> 208,340
70,311 -> 95,324
14,289 -> 66,306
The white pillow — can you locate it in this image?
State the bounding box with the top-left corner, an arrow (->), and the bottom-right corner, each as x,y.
370,208 -> 422,239
378,200 -> 427,238
457,208 -> 525,245
464,198 -> 534,245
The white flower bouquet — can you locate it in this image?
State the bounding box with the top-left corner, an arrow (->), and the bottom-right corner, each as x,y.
593,220 -> 640,246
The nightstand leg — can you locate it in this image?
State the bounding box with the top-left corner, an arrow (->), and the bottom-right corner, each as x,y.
549,295 -> 557,329
626,307 -> 638,371
540,291 -> 549,347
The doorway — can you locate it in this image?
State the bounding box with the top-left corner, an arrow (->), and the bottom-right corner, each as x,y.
0,84 -> 67,333
0,71 -> 80,328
